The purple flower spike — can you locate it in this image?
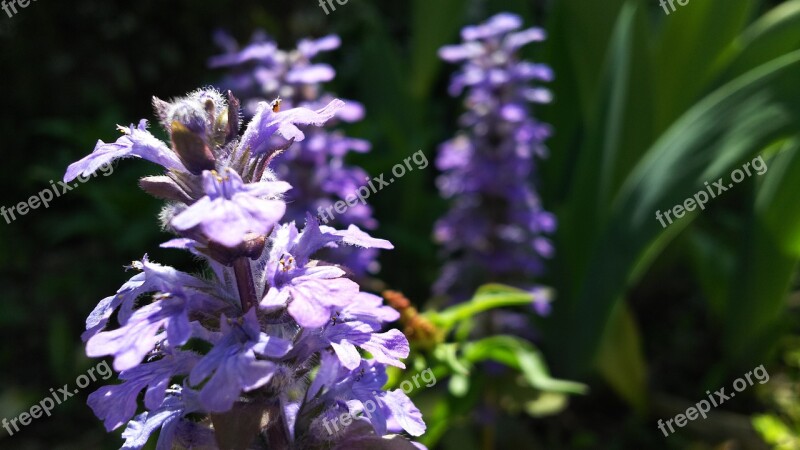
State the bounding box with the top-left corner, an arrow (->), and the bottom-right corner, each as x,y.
315,358 -> 426,438
83,256 -> 213,341
211,33 -> 381,278
435,13 -> 556,300
261,217 -> 395,328
68,85 -> 421,448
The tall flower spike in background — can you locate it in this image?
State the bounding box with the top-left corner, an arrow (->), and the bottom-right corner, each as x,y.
434,13 -> 557,303
210,32 -> 380,278
65,88 -> 425,450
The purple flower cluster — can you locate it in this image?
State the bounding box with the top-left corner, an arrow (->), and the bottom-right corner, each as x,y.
210,32 -> 379,277
434,13 -> 557,300
65,89 -> 425,449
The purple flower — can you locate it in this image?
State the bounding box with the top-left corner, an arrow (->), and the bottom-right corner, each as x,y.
338,292 -> 401,328
88,351 -> 197,431
211,32 -> 380,277
171,168 -> 290,247
238,98 -> 345,155
120,386 -> 211,450
311,355 -> 426,438
83,256 -> 213,341
323,322 -> 409,369
68,87 -> 423,449
86,292 -> 193,371
65,120 -> 186,182
262,264 -> 359,328
189,309 -> 290,412
435,13 -> 556,299
260,217 -> 392,327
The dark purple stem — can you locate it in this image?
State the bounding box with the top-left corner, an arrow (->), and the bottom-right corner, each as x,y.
233,257 -> 257,312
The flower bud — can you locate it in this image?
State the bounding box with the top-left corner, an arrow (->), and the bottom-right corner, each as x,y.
170,121 -> 216,174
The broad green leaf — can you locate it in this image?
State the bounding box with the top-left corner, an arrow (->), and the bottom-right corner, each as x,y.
543,0 -> 630,119
560,3 -> 638,288
715,0 -> 800,84
753,414 -> 799,449
654,0 -> 754,129
724,213 -> 796,365
553,50 -> 800,375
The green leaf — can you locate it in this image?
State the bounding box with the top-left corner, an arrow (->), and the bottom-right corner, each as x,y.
721,140 -> 800,364
553,49 -> 800,375
687,227 -> 736,318
757,139 -> 800,255
594,301 -> 648,412
409,0 -> 464,99
432,343 -> 470,376
543,0 -> 630,120
524,392 -> 569,418
653,0 -> 755,129
560,2 -> 639,283
715,0 -> 800,84
462,336 -> 587,395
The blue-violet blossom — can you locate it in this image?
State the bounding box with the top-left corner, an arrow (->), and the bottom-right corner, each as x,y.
210,32 -> 379,277
434,13 -> 557,303
66,88 -> 425,449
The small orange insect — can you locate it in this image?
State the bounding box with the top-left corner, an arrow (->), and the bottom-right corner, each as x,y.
271,97 -> 282,113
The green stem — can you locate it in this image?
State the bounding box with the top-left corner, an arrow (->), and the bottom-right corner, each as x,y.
431,293 -> 538,332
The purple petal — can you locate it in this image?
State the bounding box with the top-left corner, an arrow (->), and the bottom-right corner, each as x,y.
297,34 -> 341,58
330,341 -> 362,370
504,27 -> 546,50
239,99 -> 345,155
65,120 -> 185,182
438,43 -> 484,62
383,390 -> 426,436
287,295 -> 333,328
286,64 -> 336,84
320,224 -> 394,250
360,329 -> 409,369
87,296 -> 190,371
